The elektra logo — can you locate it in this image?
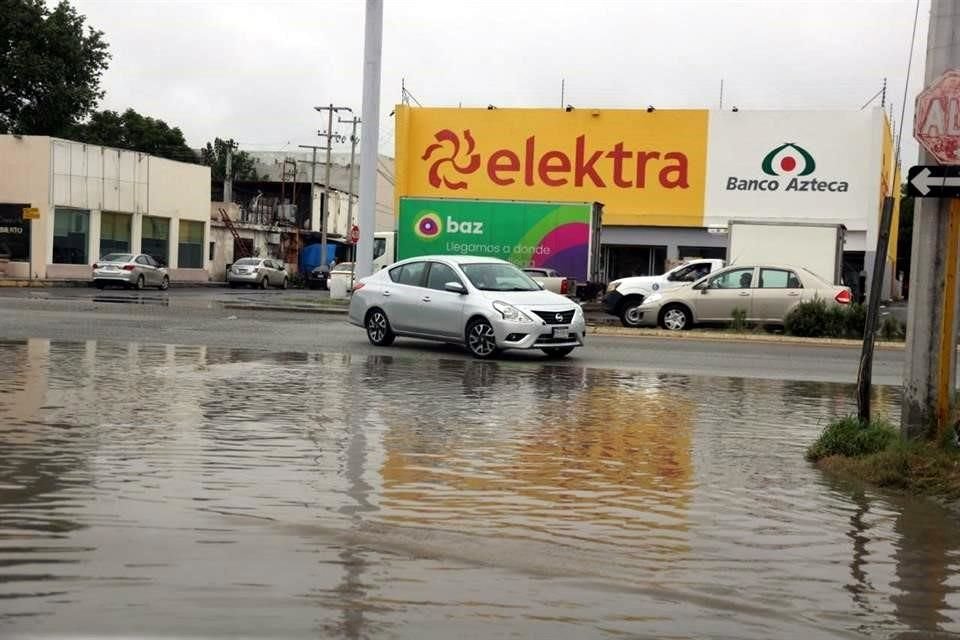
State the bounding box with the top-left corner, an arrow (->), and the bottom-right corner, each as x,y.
726,142 -> 848,193
421,129 -> 690,192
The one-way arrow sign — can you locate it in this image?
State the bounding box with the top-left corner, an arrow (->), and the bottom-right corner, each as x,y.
907,165 -> 960,197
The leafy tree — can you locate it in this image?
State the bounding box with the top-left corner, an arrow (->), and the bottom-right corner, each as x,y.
201,138 -> 263,181
0,0 -> 110,135
71,108 -> 198,163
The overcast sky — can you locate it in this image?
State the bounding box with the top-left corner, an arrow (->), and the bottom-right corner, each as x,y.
72,0 -> 929,161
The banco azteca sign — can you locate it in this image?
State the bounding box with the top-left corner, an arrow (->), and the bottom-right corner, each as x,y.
725,142 -> 850,193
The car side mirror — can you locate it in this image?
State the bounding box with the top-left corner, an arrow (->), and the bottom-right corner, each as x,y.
444,281 -> 467,294
700,288 -> 709,295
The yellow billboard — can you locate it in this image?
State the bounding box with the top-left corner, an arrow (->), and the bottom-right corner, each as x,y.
395,106 -> 709,227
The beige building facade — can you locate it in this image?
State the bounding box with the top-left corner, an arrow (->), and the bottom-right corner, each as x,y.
0,135 -> 212,282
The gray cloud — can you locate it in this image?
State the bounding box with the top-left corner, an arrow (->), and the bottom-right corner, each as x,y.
73,0 -> 928,163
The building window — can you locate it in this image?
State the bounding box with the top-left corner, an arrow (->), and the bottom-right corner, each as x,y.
0,203 -> 31,261
178,220 -> 204,268
99,212 -> 132,257
678,246 -> 727,261
143,216 -> 170,265
53,208 -> 89,264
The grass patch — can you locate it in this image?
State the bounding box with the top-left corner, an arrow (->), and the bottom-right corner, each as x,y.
808,416 -> 960,501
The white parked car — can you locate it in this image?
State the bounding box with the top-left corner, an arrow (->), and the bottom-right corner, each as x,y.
348,256 -> 586,359
603,258 -> 725,326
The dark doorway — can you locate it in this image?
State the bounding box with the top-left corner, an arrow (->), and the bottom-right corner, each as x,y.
604,245 -> 667,280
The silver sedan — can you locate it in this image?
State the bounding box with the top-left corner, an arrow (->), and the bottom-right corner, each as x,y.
348,256 -> 585,359
92,253 -> 169,290
630,263 -> 853,330
227,258 -> 288,289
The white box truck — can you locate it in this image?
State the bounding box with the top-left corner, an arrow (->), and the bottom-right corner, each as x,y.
727,220 -> 846,284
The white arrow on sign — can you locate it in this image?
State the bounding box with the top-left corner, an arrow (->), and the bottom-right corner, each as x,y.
910,167 -> 960,196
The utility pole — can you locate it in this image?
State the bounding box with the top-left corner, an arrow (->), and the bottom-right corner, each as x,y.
902,0 -> 960,440
338,115 -> 361,256
314,105 -> 350,270
355,0 -> 383,280
223,139 -> 237,204
297,144 -> 323,230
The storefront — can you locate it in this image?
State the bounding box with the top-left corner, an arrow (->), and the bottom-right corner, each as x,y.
394,106 -> 898,296
0,135 -> 212,281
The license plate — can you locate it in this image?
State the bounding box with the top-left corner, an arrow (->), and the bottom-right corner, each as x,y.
553,328 -> 570,339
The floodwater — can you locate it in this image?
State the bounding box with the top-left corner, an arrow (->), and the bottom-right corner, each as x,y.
0,339 -> 958,639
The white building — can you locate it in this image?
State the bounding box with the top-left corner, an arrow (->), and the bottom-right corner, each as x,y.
0,135 -> 212,282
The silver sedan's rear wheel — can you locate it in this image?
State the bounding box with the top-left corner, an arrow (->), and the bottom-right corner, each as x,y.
659,304 -> 692,331
365,308 -> 395,346
466,318 -> 499,359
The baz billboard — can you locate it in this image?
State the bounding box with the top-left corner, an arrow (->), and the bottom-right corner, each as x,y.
398,198 -> 599,282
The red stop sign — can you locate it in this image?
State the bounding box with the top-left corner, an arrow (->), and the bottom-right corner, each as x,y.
915,69 -> 960,165
349,224 -> 360,244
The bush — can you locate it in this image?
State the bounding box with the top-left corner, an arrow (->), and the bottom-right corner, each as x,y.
785,299 -> 865,339
730,307 -> 748,332
879,314 -> 905,341
806,416 -> 899,462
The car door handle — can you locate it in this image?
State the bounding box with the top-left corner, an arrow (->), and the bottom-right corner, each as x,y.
738,291 -> 750,297
787,291 -> 801,297
422,296 -> 431,302
382,290 -> 391,297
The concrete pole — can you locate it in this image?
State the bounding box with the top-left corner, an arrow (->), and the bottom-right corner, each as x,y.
322,104 -> 334,269
902,0 -> 960,440
355,0 -> 383,280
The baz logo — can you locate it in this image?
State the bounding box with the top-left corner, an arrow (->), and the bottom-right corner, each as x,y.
414,212 -> 484,238
414,212 -> 442,240
761,143 -> 816,176
726,142 -> 848,193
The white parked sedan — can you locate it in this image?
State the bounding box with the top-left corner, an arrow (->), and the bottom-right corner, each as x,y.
348,256 -> 585,358
629,263 -> 853,330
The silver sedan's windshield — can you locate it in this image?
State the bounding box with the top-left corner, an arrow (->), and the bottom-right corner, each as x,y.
461,263 -> 540,292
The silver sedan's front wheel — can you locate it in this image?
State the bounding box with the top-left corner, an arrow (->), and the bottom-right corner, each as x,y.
659,305 -> 692,331
466,319 -> 499,359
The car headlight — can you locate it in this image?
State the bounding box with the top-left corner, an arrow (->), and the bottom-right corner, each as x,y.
644,293 -> 663,305
607,281 -> 621,292
493,301 -> 533,323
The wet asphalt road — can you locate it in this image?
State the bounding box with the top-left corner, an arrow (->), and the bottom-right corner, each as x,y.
0,287 -> 909,385
2,287 -> 959,638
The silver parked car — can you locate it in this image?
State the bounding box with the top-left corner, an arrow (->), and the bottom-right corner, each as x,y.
227,258 -> 288,289
630,263 -> 853,330
348,256 -> 586,359
92,253 -> 169,290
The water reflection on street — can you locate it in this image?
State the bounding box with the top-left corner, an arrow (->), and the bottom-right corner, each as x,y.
0,338 -> 957,639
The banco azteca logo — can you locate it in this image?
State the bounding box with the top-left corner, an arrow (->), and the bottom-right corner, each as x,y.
421,129 -> 481,190
414,212 -> 442,240
761,143 -> 816,177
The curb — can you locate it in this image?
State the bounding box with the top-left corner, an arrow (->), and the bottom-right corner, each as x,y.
221,303 -> 349,315
587,325 -> 906,349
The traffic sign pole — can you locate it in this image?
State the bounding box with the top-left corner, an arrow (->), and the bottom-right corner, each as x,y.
903,0 -> 960,441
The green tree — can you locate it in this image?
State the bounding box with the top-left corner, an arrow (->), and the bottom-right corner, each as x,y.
0,0 -> 110,135
71,108 -> 198,163
201,138 -> 263,181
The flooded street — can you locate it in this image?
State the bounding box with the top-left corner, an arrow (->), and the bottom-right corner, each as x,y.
1,338 -> 959,639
